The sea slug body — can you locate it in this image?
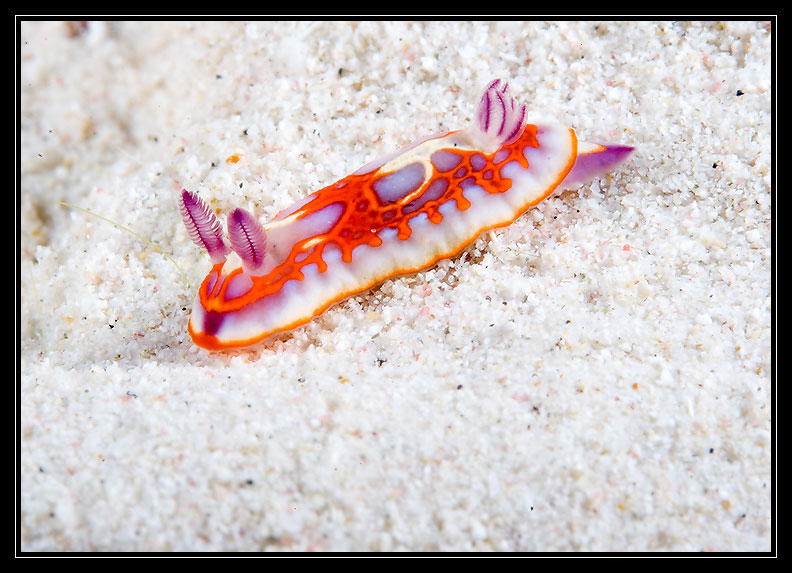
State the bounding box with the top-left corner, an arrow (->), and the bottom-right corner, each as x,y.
179,79 -> 633,350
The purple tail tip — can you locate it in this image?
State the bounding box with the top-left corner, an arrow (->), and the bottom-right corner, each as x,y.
560,143 -> 634,189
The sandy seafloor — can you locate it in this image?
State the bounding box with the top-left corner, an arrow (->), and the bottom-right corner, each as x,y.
19,21 -> 772,552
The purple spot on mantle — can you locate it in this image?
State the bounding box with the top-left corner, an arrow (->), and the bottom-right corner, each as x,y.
493,149 -> 510,164
470,154 -> 486,171
430,150 -> 463,172
403,177 -> 449,214
203,311 -> 224,336
372,162 -> 426,204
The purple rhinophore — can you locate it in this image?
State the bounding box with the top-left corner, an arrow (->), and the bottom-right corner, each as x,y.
227,207 -> 268,275
179,189 -> 230,264
477,79 -> 527,147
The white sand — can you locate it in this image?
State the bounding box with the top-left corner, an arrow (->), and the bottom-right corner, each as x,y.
20,20 -> 772,552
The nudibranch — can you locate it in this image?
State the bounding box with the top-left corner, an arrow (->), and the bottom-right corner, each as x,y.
179,79 -> 633,350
